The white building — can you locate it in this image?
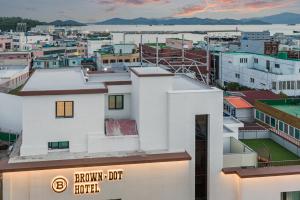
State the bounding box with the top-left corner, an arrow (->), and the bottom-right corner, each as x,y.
240,31 -> 271,54
2,67 -> 300,199
220,52 -> 300,96
87,39 -> 112,57
12,33 -> 53,51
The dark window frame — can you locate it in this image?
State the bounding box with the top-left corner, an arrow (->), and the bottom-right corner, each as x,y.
108,95 -> 124,110
55,101 -> 74,118
48,141 -> 69,150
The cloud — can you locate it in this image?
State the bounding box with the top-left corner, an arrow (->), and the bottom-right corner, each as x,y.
92,0 -> 170,11
175,0 -> 296,17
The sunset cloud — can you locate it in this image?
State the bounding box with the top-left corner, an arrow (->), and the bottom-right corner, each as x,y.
175,0 -> 296,17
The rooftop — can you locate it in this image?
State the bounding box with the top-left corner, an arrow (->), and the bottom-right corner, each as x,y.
259,99 -> 300,118
230,90 -> 282,105
224,96 -> 254,109
130,67 -> 174,77
20,68 -> 105,94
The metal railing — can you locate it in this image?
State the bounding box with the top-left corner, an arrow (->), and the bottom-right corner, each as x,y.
258,159 -> 300,167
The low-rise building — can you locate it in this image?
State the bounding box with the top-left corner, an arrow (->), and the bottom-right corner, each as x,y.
220,52 -> 300,96
224,96 -> 254,122
0,36 -> 12,52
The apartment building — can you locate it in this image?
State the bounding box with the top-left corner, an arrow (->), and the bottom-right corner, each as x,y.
220,52 -> 300,96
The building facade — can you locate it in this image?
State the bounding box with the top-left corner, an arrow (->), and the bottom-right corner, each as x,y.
220,52 -> 300,96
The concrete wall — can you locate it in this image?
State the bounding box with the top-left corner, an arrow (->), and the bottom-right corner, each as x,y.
21,93 -> 105,156
239,130 -> 270,139
0,93 -> 22,134
3,161 -> 190,200
87,134 -> 139,153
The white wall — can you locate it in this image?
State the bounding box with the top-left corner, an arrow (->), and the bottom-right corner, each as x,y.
0,93 -> 22,134
21,93 -> 105,156
168,89 -> 228,200
3,161 -> 190,200
131,73 -> 173,151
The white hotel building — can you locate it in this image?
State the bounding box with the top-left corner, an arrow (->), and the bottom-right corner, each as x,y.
220,52 -> 300,96
1,67 -> 300,200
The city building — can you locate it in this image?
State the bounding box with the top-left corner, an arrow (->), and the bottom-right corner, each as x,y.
223,96 -> 254,122
220,52 -> 300,96
96,44 -> 139,69
0,36 -> 12,52
1,66 -> 227,200
0,51 -> 32,66
255,98 -> 300,155
240,31 -> 272,54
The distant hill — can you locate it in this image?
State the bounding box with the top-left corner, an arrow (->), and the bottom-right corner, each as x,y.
96,17 -> 269,25
0,17 -> 45,31
254,12 -> 300,24
48,20 -> 86,26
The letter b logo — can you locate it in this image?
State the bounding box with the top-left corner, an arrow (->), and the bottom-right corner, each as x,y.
52,176 -> 68,193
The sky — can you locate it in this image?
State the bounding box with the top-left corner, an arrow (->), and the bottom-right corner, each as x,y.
0,0 -> 300,22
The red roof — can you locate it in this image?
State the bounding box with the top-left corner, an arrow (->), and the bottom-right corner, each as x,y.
239,90 -> 281,105
224,96 -> 254,109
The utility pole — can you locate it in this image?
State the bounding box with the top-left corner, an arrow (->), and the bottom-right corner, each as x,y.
140,34 -> 143,67
182,34 -> 184,71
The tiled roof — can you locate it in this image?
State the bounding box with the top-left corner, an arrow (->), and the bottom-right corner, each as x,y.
239,90 -> 281,105
224,96 -> 254,109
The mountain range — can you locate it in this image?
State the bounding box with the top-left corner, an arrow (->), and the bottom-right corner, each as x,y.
95,12 -> 300,25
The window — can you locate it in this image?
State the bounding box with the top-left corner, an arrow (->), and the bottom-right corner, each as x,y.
291,81 -> 295,90
279,121 -> 284,132
287,81 -> 291,90
289,126 -> 295,137
254,58 -> 258,64
256,110 -> 260,119
48,141 -> 69,150
250,78 -> 255,83
266,60 -> 270,71
283,81 -> 287,90
235,73 -> 240,79
56,101 -> 74,118
270,117 -> 276,128
272,82 -> 277,90
281,191 -> 300,200
297,81 -> 300,89
259,112 -> 265,122
108,95 -> 124,110
284,123 -> 289,134
279,81 -> 283,90
265,115 -> 270,125
240,58 -> 248,63
295,129 -> 300,140
275,64 -> 280,68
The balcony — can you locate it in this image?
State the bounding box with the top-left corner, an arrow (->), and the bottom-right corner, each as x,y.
223,137 -> 257,168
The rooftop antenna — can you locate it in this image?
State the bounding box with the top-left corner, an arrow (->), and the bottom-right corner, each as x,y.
156,37 -> 159,67
16,23 -> 27,33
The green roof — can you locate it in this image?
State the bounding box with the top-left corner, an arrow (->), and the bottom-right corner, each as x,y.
259,99 -> 300,118
241,139 -> 299,162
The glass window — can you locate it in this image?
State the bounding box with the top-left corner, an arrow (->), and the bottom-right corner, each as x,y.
271,117 -> 276,128
281,191 -> 300,200
256,110 -> 260,119
289,126 -> 295,137
259,112 -> 265,122
272,82 -> 276,90
284,123 -> 289,134
265,115 -> 270,125
279,121 -> 284,132
48,141 -> 69,150
56,101 -> 74,118
108,95 -> 124,110
295,129 -> 300,140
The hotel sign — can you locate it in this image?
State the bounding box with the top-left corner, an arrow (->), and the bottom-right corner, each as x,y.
52,169 -> 123,195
